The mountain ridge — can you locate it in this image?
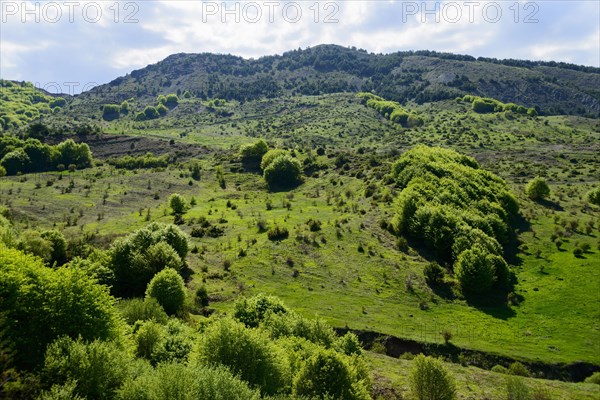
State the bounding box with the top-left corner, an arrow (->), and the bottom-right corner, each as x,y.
72,44 -> 599,117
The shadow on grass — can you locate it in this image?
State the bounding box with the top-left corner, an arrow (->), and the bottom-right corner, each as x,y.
504,213 -> 532,267
465,290 -> 516,320
536,198 -> 564,211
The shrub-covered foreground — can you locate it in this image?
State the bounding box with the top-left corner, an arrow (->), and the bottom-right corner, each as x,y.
390,146 -> 518,294
0,240 -> 371,399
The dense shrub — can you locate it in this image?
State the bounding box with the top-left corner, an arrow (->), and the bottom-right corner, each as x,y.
118,298 -> 168,325
145,268 -> 186,315
0,247 -> 123,369
261,149 -> 288,170
169,193 -> 187,214
233,293 -> 289,328
109,223 -> 188,297
390,146 -> 517,295
102,104 -> 120,120
118,363 -> 260,400
424,262 -> 445,286
505,376 -> 530,400
197,318 -> 290,395
409,355 -> 456,400
267,225 -> 289,241
263,154 -> 302,189
587,187 -> 600,206
454,246 -> 498,294
241,139 -> 269,164
508,361 -> 531,377
293,347 -> 370,400
525,177 -> 550,201
134,319 -> 194,365
42,337 -> 132,400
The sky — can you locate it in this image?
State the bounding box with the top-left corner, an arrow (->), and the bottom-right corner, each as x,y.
1,0 -> 599,94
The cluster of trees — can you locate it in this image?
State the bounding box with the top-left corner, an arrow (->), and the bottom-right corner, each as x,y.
0,80 -> 66,130
107,152 -> 172,170
0,136 -> 92,175
357,92 -> 424,128
239,140 -> 303,189
461,95 -> 538,116
109,222 -> 189,297
102,101 -> 131,121
391,146 -> 518,295
131,94 -> 180,121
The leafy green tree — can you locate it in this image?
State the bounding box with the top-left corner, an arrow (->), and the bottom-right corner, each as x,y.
23,140 -> 52,171
525,177 -> 550,200
42,337 -> 132,400
165,94 -> 179,107
293,347 -> 369,400
120,100 -> 130,114
233,294 -> 289,328
145,268 -> 186,315
0,247 -> 123,369
110,223 -> 188,297
263,155 -> 302,189
197,318 -> 289,395
260,149 -> 288,170
41,230 -> 68,266
118,363 -> 260,400
240,139 -> 269,164
157,104 -> 168,116
102,104 -> 120,121
169,193 -> 187,214
55,139 -> 92,169
409,355 -> 456,400
118,297 -> 168,325
143,106 -> 159,120
1,149 -> 31,175
454,246 -> 496,294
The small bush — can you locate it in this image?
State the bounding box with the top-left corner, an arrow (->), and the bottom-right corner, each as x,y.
118,298 -> 168,325
268,225 -> 289,241
409,355 -> 456,400
145,268 -> 186,315
195,286 -> 209,307
491,364 -> 508,374
424,262 -> 445,286
263,155 -> 302,189
526,177 -> 550,201
505,376 -> 530,400
508,361 -> 531,377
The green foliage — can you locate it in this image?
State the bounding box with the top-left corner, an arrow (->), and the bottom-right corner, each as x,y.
107,152 -> 171,170
109,223 -> 188,297
0,80 -> 64,130
1,149 -> 31,175
334,332 -> 363,356
145,268 -> 186,315
120,101 -> 130,114
454,246 -> 499,294
424,262 -> 445,286
134,319 -> 194,365
54,139 -> 93,169
292,347 -> 370,400
233,293 -> 289,328
165,94 -> 179,107
38,381 -> 83,400
261,149 -> 288,170
0,246 -> 123,369
508,361 -> 531,377
263,154 -> 302,189
117,363 -> 260,400
526,177 -> 550,201
409,355 -> 456,400
357,92 -> 424,127
42,337 -> 132,400
102,104 -> 121,121
391,146 -> 516,294
464,95 -> 531,115
169,193 -> 187,214
118,297 -> 168,325
587,187 -> 600,206
197,317 -> 290,395
584,371 -> 600,384
143,106 -> 159,120
262,312 -> 336,348
40,230 -> 67,266
156,104 -> 168,116
267,225 -> 289,241
505,376 -> 530,400
240,139 -> 269,164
